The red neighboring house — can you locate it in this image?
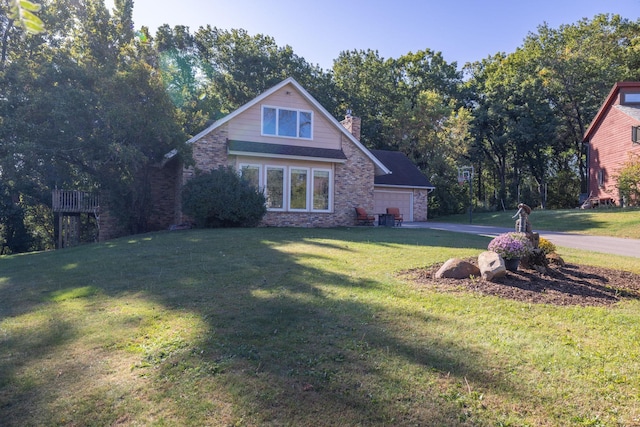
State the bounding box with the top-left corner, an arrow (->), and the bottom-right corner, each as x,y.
583,81 -> 640,206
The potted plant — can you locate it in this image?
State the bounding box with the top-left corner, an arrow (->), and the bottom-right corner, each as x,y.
487,232 -> 533,271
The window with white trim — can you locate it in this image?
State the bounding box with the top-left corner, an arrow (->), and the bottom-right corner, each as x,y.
262,106 -> 312,139
312,169 -> 331,211
289,167 -> 309,210
239,164 -> 262,189
265,166 -> 285,210
241,163 -> 332,212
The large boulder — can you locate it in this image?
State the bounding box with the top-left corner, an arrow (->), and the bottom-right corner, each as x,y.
478,251 -> 506,281
435,258 -> 481,279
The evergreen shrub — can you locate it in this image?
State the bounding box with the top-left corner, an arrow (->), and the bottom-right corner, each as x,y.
182,166 -> 266,228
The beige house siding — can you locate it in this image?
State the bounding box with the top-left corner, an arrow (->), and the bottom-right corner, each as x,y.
227,87 -> 341,150
179,120 -> 375,228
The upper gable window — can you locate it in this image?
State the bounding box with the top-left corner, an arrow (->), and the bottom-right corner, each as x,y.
262,106 -> 312,139
623,93 -> 640,104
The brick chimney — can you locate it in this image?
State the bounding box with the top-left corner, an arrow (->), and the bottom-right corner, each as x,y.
340,110 -> 361,141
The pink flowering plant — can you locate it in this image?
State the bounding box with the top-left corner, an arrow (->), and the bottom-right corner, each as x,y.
487,232 -> 533,259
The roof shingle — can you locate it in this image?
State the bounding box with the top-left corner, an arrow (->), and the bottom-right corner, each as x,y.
371,149 -> 434,188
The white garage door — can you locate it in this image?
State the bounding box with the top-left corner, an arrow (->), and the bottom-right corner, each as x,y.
374,190 -> 412,222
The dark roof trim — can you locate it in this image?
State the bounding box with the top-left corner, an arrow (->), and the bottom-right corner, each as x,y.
370,149 -> 434,189
228,140 -> 347,162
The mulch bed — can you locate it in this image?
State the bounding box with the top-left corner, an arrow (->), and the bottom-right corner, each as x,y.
400,260 -> 640,307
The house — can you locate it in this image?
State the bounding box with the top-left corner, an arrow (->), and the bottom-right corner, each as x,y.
583,81 -> 640,206
152,77 -> 433,229
370,149 -> 434,221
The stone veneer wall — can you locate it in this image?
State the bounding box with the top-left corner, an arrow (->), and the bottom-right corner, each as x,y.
97,201 -> 127,242
181,123 -> 375,227
98,159 -> 183,241
147,158 -> 182,231
412,189 -> 430,221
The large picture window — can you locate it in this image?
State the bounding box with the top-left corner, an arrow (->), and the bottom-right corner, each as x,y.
289,168 -> 308,210
262,106 -> 313,139
312,170 -> 330,211
239,164 -> 261,189
266,166 -> 285,210
240,163 -> 332,212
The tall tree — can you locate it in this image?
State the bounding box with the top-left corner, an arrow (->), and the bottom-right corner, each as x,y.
0,0 -> 187,246
521,14 -> 640,194
193,26 -> 334,114
332,49 -> 399,148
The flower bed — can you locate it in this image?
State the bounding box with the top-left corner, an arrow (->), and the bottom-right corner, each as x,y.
487,232 -> 533,259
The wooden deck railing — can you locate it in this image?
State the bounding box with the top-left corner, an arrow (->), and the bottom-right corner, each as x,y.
52,190 -> 99,213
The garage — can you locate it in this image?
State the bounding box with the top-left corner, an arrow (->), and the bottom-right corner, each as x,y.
374,189 -> 413,222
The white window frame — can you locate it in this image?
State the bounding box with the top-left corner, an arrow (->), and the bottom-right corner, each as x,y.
311,167 -> 332,212
261,105 -> 313,140
239,163 -> 333,213
265,165 -> 286,211
288,167 -> 310,211
238,163 -> 263,190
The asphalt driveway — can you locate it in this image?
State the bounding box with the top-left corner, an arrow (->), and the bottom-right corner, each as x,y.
403,222 -> 640,259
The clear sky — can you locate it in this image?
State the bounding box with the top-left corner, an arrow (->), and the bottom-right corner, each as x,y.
109,0 -> 640,70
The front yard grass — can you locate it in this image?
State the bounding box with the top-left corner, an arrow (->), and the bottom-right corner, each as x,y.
435,207 -> 640,239
1,227 -> 639,426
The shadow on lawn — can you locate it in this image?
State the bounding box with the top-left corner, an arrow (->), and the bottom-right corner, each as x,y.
1,228 -> 526,425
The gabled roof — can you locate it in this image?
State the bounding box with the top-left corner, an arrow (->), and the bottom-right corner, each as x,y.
179,77 -> 390,175
370,149 -> 434,189
583,81 -> 640,142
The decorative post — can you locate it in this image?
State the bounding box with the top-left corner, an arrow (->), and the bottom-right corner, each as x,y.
458,166 -> 474,224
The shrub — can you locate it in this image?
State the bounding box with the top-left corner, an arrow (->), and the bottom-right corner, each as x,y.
538,237 -> 556,255
182,166 -> 267,228
488,232 -> 533,259
616,153 -> 640,206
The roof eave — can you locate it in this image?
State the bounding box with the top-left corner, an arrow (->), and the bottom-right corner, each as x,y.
228,150 -> 347,163
171,78 -> 391,175
584,81 -> 640,142
374,183 -> 435,190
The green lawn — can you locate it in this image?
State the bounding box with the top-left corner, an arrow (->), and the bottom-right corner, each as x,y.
434,207 -> 640,239
1,227 -> 640,426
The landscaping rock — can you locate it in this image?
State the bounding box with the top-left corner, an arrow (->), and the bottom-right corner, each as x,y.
435,258 -> 481,279
478,251 -> 506,281
547,252 -> 566,267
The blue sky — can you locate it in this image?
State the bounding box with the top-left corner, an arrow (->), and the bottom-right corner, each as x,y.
109,0 -> 640,70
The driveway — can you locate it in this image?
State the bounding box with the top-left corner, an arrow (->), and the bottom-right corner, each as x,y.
403,222 -> 640,258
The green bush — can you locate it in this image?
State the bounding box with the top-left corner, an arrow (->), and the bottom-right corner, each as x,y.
181,166 -> 267,228
616,153 -> 640,206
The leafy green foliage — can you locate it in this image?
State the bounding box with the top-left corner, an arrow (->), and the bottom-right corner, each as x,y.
333,49 -> 469,216
181,167 -> 266,228
8,0 -> 44,34
0,183 -> 32,254
616,153 -> 640,206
